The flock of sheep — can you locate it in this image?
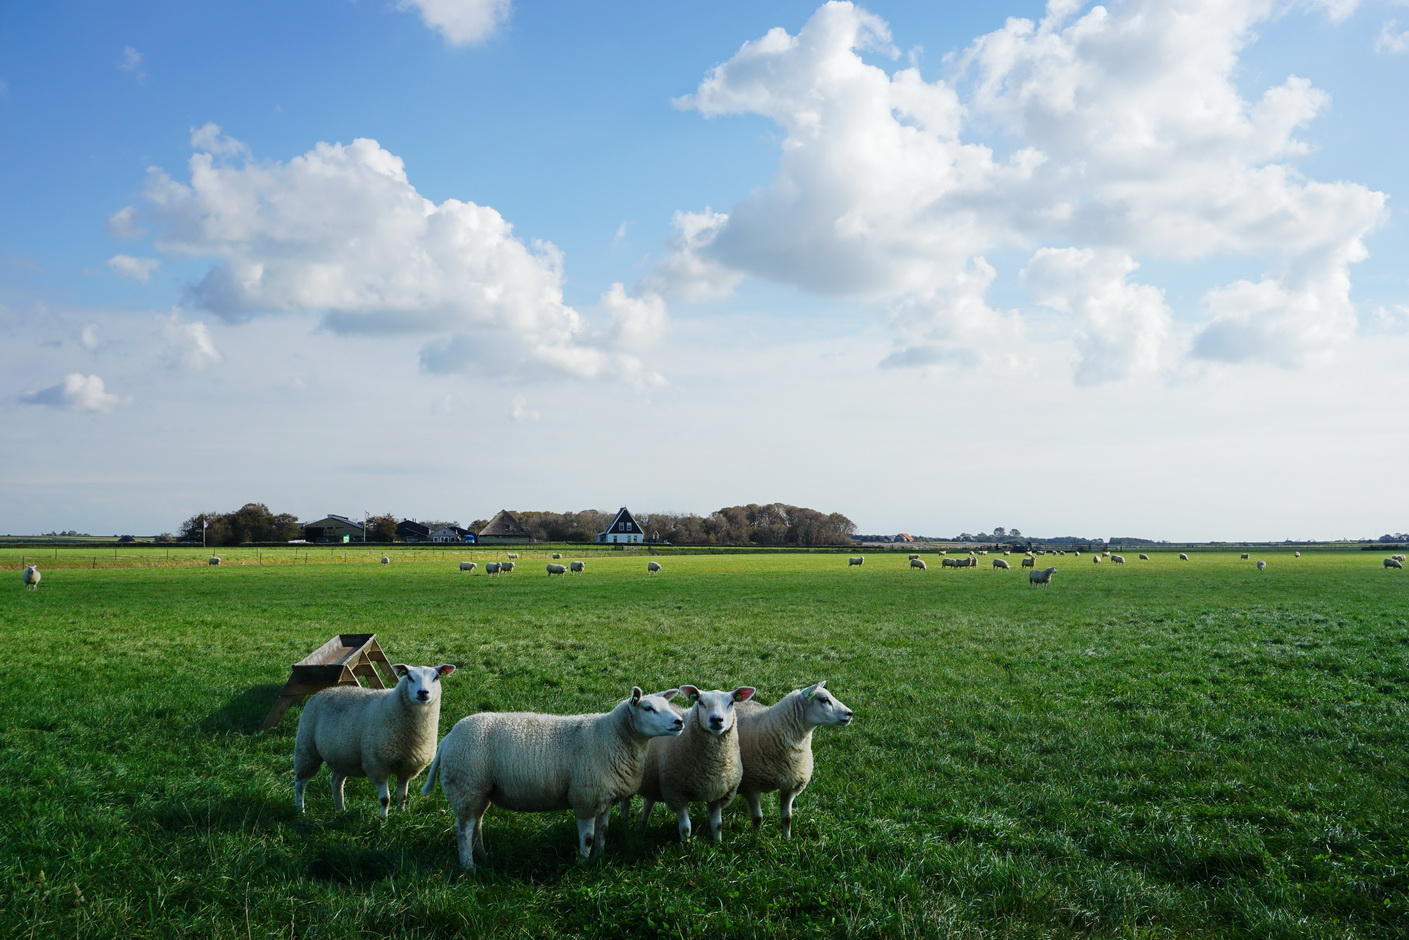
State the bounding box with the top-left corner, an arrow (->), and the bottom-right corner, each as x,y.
293,670 -> 853,868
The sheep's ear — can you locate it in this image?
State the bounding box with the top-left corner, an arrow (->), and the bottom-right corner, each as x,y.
732,687 -> 756,703
803,681 -> 826,699
436,664 -> 456,678
630,686 -> 643,706
393,664 -> 410,678
658,688 -> 680,701
680,684 -> 701,703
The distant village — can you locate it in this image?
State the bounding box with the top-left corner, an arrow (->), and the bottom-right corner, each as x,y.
300,509 -> 647,546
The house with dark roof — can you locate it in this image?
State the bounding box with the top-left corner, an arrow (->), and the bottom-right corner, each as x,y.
597,507 -> 645,544
431,524 -> 475,544
477,510 -> 531,544
396,520 -> 431,542
302,514 -> 365,543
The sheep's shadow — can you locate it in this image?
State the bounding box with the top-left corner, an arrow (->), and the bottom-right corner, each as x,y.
200,683 -> 284,735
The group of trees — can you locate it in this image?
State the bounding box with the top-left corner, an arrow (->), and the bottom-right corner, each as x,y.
508,503 -> 856,547
178,503 -> 302,546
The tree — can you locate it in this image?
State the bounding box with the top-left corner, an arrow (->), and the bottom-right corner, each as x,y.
993,526 -> 1006,539
177,503 -> 301,546
366,513 -> 398,543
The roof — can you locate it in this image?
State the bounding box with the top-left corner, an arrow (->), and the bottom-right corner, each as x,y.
478,510 -> 530,538
599,506 -> 643,536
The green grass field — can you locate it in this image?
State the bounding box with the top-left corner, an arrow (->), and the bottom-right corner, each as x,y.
2,548 -> 1406,939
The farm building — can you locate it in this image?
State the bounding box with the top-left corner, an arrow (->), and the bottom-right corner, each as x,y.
396,520 -> 431,542
302,514 -> 365,543
431,524 -> 475,544
597,507 -> 645,544
477,510 -> 532,544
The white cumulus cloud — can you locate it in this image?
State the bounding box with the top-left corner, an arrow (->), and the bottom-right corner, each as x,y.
397,0 -> 510,45
161,313 -> 222,370
107,254 -> 160,282
20,373 -> 128,412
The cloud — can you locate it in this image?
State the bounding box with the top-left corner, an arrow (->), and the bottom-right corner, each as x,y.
161,313 -> 222,370
79,324 -> 102,351
508,394 -> 538,422
107,254 -> 159,282
666,0 -> 1385,382
1376,20 -> 1409,53
20,373 -> 128,412
117,46 -> 147,83
126,126 -> 659,384
396,0 -> 511,45
107,206 -> 144,240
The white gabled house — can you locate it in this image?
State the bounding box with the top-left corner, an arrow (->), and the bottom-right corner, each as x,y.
597,507 -> 645,544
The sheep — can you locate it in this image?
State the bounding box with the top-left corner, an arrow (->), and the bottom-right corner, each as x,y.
909,558 -> 927,571
421,687 -> 683,868
506,553 -> 519,559
647,561 -> 663,574
1111,554 -> 1126,564
552,553 -> 562,559
908,553 -> 920,561
631,685 -> 755,843
1179,553 -> 1189,561
208,556 -> 221,566
1385,558 -> 1404,569
992,558 -> 1011,569
735,681 -> 853,839
847,556 -> 864,567
1092,554 -> 1102,565
570,560 -> 586,573
1295,551 -> 1303,557
485,562 -> 502,575
1394,554 -> 1406,563
459,562 -> 477,572
22,565 -> 40,590
1029,566 -> 1057,587
546,563 -> 568,576
500,561 -> 516,573
1020,556 -> 1035,568
381,556 -> 390,565
1138,553 -> 1150,560
1256,560 -> 1267,571
1241,553 -> 1250,560
294,663 -> 456,817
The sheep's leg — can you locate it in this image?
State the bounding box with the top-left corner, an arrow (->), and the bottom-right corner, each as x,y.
330,772 -> 348,811
393,774 -> 412,812
575,814 -> 599,860
743,790 -> 764,830
455,798 -> 488,869
636,797 -> 656,830
673,805 -> 693,842
615,796 -> 632,828
706,800 -> 726,844
778,790 -> 798,839
592,808 -> 612,856
375,777 -> 391,817
293,753 -> 321,812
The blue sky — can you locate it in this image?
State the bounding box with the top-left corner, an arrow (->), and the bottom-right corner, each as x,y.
3,0 -> 1406,541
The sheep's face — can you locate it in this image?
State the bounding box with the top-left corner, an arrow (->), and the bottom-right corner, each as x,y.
630,687 -> 685,737
681,686 -> 756,735
800,681 -> 853,728
393,664 -> 456,706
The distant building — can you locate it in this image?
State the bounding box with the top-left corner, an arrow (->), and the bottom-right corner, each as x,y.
396,520 -> 431,542
894,533 -> 915,542
431,525 -> 475,544
597,507 -> 645,544
303,514 -> 365,543
477,510 -> 532,544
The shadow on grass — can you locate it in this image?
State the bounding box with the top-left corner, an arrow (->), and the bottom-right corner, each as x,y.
200,683 -> 284,735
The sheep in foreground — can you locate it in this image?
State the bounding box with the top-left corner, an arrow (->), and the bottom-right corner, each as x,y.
1393,554 -> 1406,563
1111,554 -> 1126,564
1256,560 -> 1267,571
22,565 -> 40,590
421,687 -> 683,868
632,685 -> 756,843
1092,554 -> 1102,565
570,560 -> 586,573
500,561 -> 516,573
485,562 -> 502,575
1179,553 -> 1190,561
1241,553 -> 1250,560
1386,558 -> 1404,569
208,556 -> 221,566
1029,566 -> 1057,587
848,556 -> 864,567
1020,557 -> 1035,568
736,681 -> 853,839
993,558 -> 1011,570
546,563 -> 567,576
1295,551 -> 1303,557
381,556 -> 390,565
1138,553 -> 1150,560
459,562 -> 477,572
295,663 -> 456,817
909,558 -> 927,571
647,561 -> 663,574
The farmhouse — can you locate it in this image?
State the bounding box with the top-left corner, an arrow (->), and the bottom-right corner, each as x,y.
477,510 -> 531,544
396,520 -> 431,542
431,524 -> 475,544
597,507 -> 645,544
302,514 -> 365,543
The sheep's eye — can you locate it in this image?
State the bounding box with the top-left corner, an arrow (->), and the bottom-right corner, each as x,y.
643,705 -> 654,712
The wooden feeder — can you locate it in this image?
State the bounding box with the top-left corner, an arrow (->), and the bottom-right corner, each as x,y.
262,633 -> 393,729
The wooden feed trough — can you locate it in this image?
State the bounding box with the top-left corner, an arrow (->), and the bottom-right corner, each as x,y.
262,633 -> 394,729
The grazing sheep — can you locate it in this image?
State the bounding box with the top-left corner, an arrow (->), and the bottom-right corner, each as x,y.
1092,554 -> 1102,565
381,556 -> 391,565
1241,553 -> 1250,560
1111,555 -> 1126,564
507,553 -> 519,559
500,561 -> 516,573
1256,560 -> 1267,571
1385,558 -> 1404,569
294,663 -> 456,817
1295,551 -> 1303,558
570,560 -> 586,573
1020,556 -> 1035,568
1138,553 -> 1150,560
632,685 -> 756,843
909,558 -> 927,571
908,554 -> 920,561
485,562 -> 502,575
459,562 -> 477,572
546,563 -> 568,576
422,687 -> 683,868
551,553 -> 562,559
22,565 -> 40,590
1179,553 -> 1189,561
735,681 -> 853,839
848,556 -> 864,567
1393,554 -> 1406,563
208,556 -> 221,566
1029,566 -> 1057,587
647,561 -> 663,574
993,558 -> 1011,569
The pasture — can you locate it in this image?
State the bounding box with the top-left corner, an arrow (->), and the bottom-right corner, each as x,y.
2,547 -> 1406,939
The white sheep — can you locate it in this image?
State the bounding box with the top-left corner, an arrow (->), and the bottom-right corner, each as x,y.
294,663 -> 456,817
992,558 -> 1011,570
1179,553 -> 1189,561
552,553 -> 562,559
1029,566 -> 1057,587
847,556 -> 864,567
647,561 -> 663,574
1295,551 -> 1303,557
1092,554 -> 1102,565
909,558 -> 927,571
381,556 -> 390,565
1394,554 -> 1406,563
1020,557 -> 1035,568
500,561 -> 516,573
1138,553 -> 1150,561
942,557 -> 960,568
485,562 -> 502,575
421,687 -> 683,868
546,563 -> 568,576
1256,559 -> 1267,571
208,556 -> 221,566
735,681 -> 853,839
570,560 -> 586,573
1385,558 -> 1404,569
1241,553 -> 1250,560
908,554 -> 920,561
22,565 -> 40,590
459,562 -> 477,572
632,685 -> 755,843
506,552 -> 519,560
1111,554 -> 1126,564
